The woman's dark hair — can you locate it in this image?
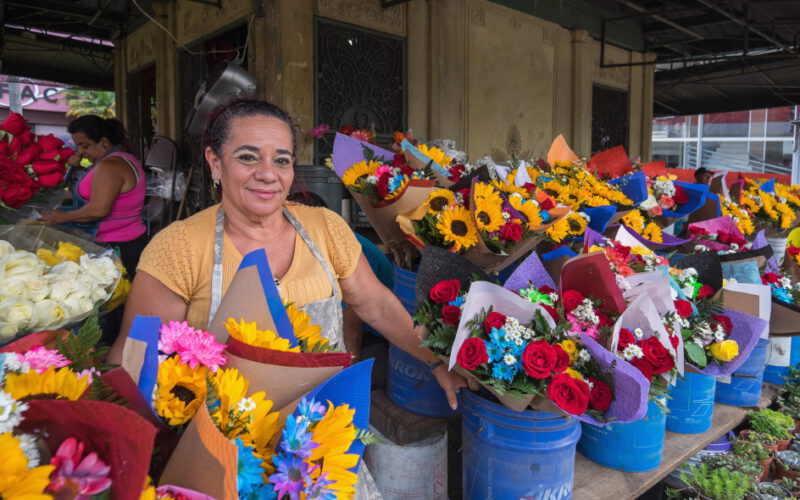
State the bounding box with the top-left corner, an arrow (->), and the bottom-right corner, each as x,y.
68,115 -> 131,152
202,99 -> 297,157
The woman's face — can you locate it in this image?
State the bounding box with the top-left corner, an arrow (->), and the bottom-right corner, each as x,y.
71,131 -> 109,162
205,115 -> 295,220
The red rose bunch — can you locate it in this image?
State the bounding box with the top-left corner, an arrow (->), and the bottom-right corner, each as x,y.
521,341 -> 569,379
546,373 -> 590,415
499,222 -> 523,243
617,329 -> 676,382
762,272 -> 782,285
673,184 -> 688,204
457,337 -> 488,371
789,245 -> 800,257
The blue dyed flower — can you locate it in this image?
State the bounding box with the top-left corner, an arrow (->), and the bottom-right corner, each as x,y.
280,415 -> 317,459
489,327 -> 507,346
270,453 -> 312,500
304,471 -> 337,500
492,362 -> 518,381
388,174 -> 407,194
449,296 -> 465,307
774,287 -> 793,304
237,438 -> 267,498
540,210 -> 550,223
485,339 -> 505,363
297,397 -> 327,422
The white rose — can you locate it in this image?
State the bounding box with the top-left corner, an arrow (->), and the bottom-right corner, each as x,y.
49,278 -> 81,301
63,294 -> 93,317
24,277 -> 51,303
639,194 -> 658,211
47,261 -> 80,278
2,251 -> 43,280
79,255 -> 119,287
33,299 -> 69,329
0,240 -> 15,258
0,277 -> 28,298
91,287 -> 109,303
0,297 -> 37,330
0,321 -> 19,341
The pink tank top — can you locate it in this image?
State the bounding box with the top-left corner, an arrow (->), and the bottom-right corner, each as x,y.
77,152 -> 146,243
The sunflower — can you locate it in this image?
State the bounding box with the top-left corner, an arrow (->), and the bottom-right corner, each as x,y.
5,367 -> 88,402
545,218 -> 570,243
565,213 -> 588,236
417,144 -> 452,166
642,222 -> 663,243
0,433 -> 54,499
341,160 -> 380,188
472,182 -> 502,205
508,196 -> 543,229
224,318 -> 300,353
490,179 -> 529,198
621,209 -> 646,233
436,206 -> 479,252
777,202 -> 796,229
285,303 -> 329,351
473,196 -> 504,233
308,403 -> 359,498
424,189 -> 456,215
154,355 -> 207,426
384,176 -> 410,201
209,367 -> 280,449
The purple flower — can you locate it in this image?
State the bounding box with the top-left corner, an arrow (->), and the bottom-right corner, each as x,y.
310,124 -> 331,139
269,454 -> 312,499
304,471 -> 337,500
296,398 -> 327,422
280,416 -> 317,459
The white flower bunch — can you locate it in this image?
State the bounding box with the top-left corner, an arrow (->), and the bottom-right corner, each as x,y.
652,178 -> 676,198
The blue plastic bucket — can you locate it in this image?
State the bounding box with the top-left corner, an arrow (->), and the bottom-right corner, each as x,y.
764,336 -> 800,385
578,400 -> 666,472
715,338 -> 769,406
461,389 -> 581,500
666,373 -> 716,434
393,264 -> 417,314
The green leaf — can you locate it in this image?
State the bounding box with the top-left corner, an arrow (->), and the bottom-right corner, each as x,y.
356,428 -> 384,445
55,308 -> 108,372
684,342 -> 708,368
360,143 -> 376,162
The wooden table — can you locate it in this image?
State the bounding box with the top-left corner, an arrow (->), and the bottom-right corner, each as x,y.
572,384 -> 781,500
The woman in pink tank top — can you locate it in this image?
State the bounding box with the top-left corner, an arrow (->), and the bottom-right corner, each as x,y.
40,116 -> 148,277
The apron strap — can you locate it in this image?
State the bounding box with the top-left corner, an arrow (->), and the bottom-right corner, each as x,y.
282,206 -> 341,302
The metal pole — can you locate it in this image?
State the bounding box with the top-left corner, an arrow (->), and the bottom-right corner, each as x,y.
8,76 -> 21,114
791,107 -> 800,185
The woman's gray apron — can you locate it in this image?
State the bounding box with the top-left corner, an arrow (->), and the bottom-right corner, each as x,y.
206,206 -> 382,499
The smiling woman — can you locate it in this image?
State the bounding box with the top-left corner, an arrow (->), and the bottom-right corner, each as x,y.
107,99 -> 466,413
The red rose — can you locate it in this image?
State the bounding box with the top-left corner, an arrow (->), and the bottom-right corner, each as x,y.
790,245 -> 800,257
641,337 -> 675,375
552,345 -> 570,373
673,185 -> 688,204
630,357 -> 654,381
539,198 -> 555,211
15,144 -> 41,166
500,222 -> 523,243
762,272 -> 782,285
696,285 -> 715,300
670,334 -> 680,350
429,280 -> 461,304
0,167 -> 38,208
483,312 -> 507,334
375,172 -> 390,199
523,182 -> 537,194
717,231 -> 731,244
1,112 -> 26,135
711,314 -> 732,334
58,148 -> 75,162
540,304 -> 559,322
588,378 -> 613,412
595,310 -> 612,327
36,171 -> 64,188
17,130 -> 33,147
31,160 -> 62,176
562,290 -> 586,313
618,328 -> 636,350
456,337 -> 488,371
674,299 -> 693,318
731,235 -> 746,247
521,340 -> 560,379
36,133 -> 64,152
538,285 -> 556,295
441,305 -> 462,326
547,373 -> 590,415
689,226 -> 709,238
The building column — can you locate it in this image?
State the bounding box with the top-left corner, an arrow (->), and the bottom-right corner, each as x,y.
113,42 -> 128,124
153,2 -> 180,140
570,29 -> 593,155
640,52 -> 656,161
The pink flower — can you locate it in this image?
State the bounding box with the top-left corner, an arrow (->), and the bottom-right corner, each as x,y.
17,346 -> 70,374
648,205 -> 663,216
48,437 -> 112,498
159,321 -> 227,372
310,123 -> 330,139
350,130 -> 372,142
659,196 -> 674,209
375,164 -> 393,177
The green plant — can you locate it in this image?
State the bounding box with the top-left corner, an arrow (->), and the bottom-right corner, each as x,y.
776,450 -> 800,472
743,431 -> 780,447
679,463 -> 754,500
64,89 -> 116,119
756,481 -> 792,499
703,454 -> 763,479
776,476 -> 799,492
750,409 -> 794,440
733,438 -> 770,461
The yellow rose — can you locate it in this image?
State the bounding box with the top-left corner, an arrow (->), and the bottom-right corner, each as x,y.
630,245 -> 653,256
709,340 -> 739,362
36,249 -> 60,266
55,242 -> 85,263
559,340 -> 577,355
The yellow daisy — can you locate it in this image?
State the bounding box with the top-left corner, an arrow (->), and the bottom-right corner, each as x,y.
424,189 -> 456,215
545,218 -> 570,243
341,160 -> 380,188
642,222 -> 663,243
5,367 -> 88,402
285,303 -> 329,351
564,368 -> 584,380
309,403 -> 359,498
154,355 -> 207,426
436,206 -> 479,252
417,144 -> 452,166
224,318 -> 300,353
0,433 -> 55,499
508,195 -> 543,229
565,213 -> 588,236
473,196 -> 504,233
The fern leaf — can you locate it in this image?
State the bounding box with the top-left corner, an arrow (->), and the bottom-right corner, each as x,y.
356,428 -> 383,446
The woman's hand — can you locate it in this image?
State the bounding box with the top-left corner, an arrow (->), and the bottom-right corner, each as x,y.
432,365 -> 468,410
67,152 -> 83,167
39,210 -> 70,224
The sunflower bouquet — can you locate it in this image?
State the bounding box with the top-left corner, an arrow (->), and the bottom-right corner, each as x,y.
400,138 -> 477,186
739,179 -> 797,234
620,208 -> 664,244
536,161 -> 635,212
720,197 -> 756,236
